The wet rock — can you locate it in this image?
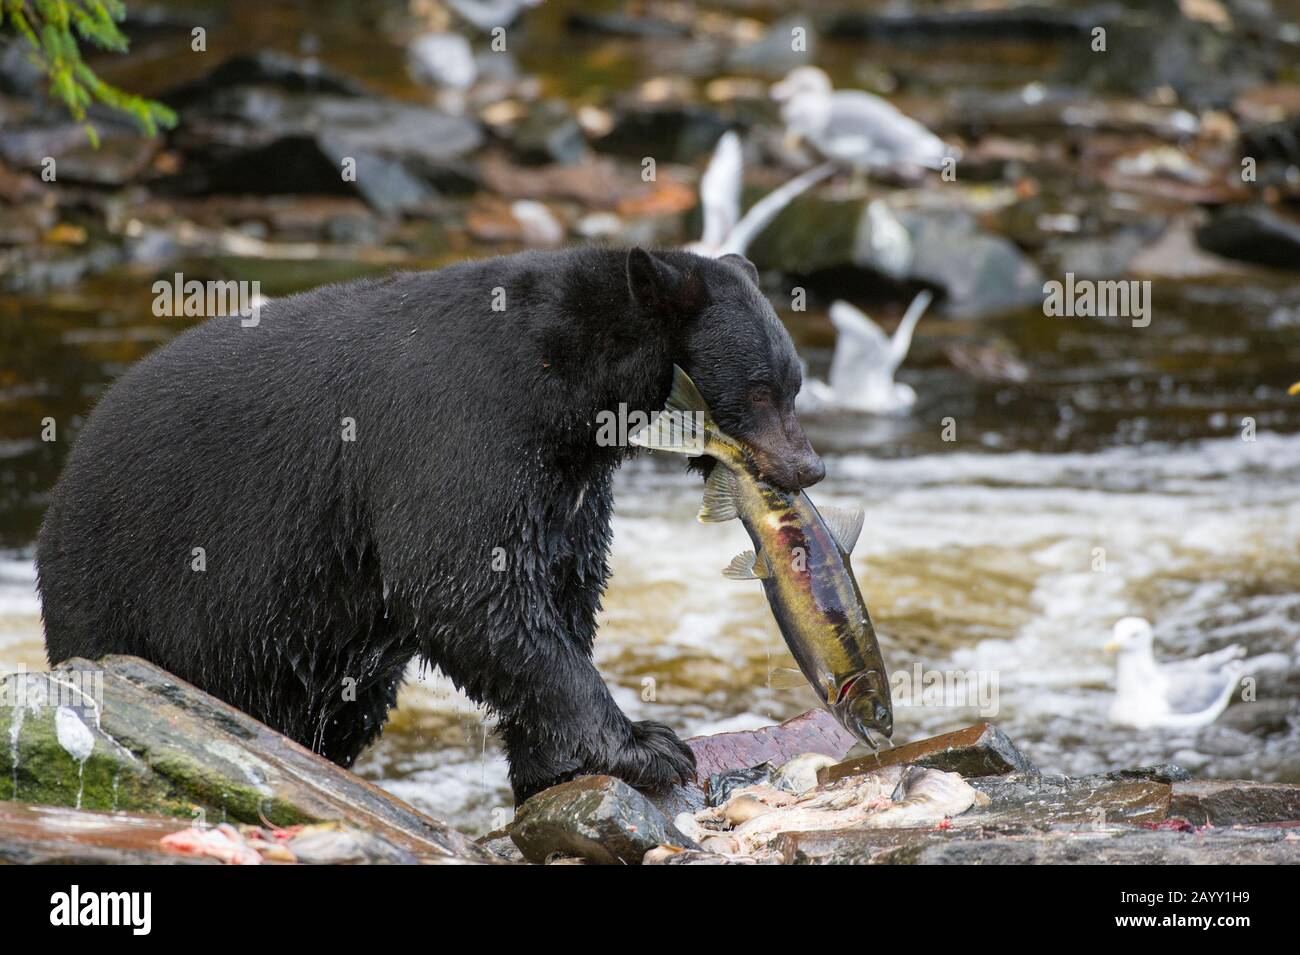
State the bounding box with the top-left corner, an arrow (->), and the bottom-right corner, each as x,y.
2,242 -> 125,294
1195,205 -> 1300,270
408,32 -> 477,91
780,825 -> 1300,865
476,827 -> 526,863
0,656 -> 496,863
822,3 -> 1122,41
902,209 -> 1043,316
509,99 -> 587,166
595,105 -> 731,164
1061,5 -> 1274,110
0,202 -> 55,246
820,723 -> 1036,786
726,16 -> 817,76
947,87 -> 1200,141
168,89 -> 481,212
510,775 -> 699,865
1129,217 -> 1256,278
565,11 -> 690,39
963,774 -> 1171,828
748,197 -> 1041,316
0,116 -> 158,187
163,51 -> 369,108
688,708 -> 857,784
1090,764 -> 1191,785
0,42 -> 43,95
1168,780 -> 1300,826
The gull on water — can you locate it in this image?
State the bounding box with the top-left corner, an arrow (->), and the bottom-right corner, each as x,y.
1105,616 -> 1246,730
798,290 -> 932,415
770,66 -> 959,175
687,131 -> 834,257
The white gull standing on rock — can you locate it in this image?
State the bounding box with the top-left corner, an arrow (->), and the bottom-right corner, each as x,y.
686,131 -> 834,257
770,66 -> 959,176
1105,616 -> 1246,730
798,290 -> 931,415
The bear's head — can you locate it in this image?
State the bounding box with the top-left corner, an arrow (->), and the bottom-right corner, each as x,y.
627,248 -> 824,492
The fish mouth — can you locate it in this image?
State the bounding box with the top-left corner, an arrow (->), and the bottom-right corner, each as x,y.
834,670 -> 894,748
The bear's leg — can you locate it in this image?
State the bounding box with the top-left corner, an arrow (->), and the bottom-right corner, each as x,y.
428,640 -> 695,802
314,669 -> 406,768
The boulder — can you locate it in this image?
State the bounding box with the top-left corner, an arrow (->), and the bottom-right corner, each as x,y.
963,775 -> 1171,828
747,197 -> 1042,317
162,51 -> 370,108
509,99 -> 587,166
510,775 -> 699,865
1168,780 -> 1300,827
0,656 -> 497,863
779,825 -> 1300,865
1195,206 -> 1300,270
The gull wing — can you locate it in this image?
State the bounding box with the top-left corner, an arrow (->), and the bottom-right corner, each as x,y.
719,162 -> 834,256
698,131 -> 743,251
827,300 -> 893,394
888,289 -> 932,371
1162,658 -> 1242,714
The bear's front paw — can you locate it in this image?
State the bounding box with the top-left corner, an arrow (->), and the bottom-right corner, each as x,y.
603,720 -> 697,792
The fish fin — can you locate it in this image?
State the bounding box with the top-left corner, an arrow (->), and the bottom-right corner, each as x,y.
630,365 -> 732,457
665,364 -> 709,417
723,548 -> 770,580
820,504 -> 864,555
699,465 -> 740,523
767,667 -> 807,690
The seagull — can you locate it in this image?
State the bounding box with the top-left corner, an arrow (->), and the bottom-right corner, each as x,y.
686,130 -> 834,257
1105,616 -> 1246,730
770,66 -> 959,177
798,290 -> 931,415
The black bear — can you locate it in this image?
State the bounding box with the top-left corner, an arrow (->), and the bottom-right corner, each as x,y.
37,247 -> 824,801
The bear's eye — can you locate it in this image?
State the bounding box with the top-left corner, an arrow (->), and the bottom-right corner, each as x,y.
748,386 -> 773,405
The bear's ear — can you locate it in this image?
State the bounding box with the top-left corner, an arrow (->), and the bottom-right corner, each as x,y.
721,253 -> 760,286
626,248 -> 705,318
626,247 -> 672,310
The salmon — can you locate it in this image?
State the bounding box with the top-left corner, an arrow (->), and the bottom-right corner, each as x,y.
631,366 -> 893,747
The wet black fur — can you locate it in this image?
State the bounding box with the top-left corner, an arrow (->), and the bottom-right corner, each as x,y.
37,246 -> 806,801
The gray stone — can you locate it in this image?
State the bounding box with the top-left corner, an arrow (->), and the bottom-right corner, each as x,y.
900,209 -> 1044,317
963,774 -> 1170,828
511,99 -> 587,166
510,775 -> 699,865
780,825 -> 1300,865
1169,780 -> 1300,827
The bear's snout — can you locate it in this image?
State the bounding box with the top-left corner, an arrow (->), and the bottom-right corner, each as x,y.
746,417 -> 825,492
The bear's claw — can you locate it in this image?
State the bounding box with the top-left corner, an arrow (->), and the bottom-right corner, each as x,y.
607,719 -> 697,792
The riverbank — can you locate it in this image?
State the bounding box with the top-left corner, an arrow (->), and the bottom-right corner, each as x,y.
2,656 -> 1296,864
